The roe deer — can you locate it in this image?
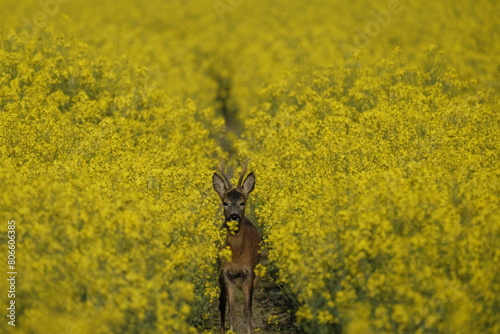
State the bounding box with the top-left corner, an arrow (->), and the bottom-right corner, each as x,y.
212,159 -> 261,334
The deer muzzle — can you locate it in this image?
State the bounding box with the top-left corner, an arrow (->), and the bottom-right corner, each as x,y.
228,213 -> 241,222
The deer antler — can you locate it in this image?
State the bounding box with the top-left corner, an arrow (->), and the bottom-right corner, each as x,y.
237,158 -> 249,189
219,158 -> 233,189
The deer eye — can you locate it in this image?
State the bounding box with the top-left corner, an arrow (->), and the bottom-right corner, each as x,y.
223,202 -> 228,206
240,202 -> 245,206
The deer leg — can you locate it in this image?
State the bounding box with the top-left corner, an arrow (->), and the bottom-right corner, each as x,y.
219,272 -> 227,334
242,271 -> 255,334
226,276 -> 236,333
226,279 -> 236,332
219,271 -> 236,333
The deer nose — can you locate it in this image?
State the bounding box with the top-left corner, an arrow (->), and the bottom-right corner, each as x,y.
228,214 -> 240,222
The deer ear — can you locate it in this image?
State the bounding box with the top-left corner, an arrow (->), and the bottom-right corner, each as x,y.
212,173 -> 226,198
242,172 -> 255,196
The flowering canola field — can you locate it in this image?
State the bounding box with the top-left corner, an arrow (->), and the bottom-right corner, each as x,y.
238,58 -> 500,333
0,0 -> 499,333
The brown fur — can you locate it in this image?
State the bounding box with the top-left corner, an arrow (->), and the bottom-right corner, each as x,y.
213,160 -> 261,334
221,218 -> 261,277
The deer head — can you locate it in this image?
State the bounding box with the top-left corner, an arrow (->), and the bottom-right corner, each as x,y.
212,159 -> 255,228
